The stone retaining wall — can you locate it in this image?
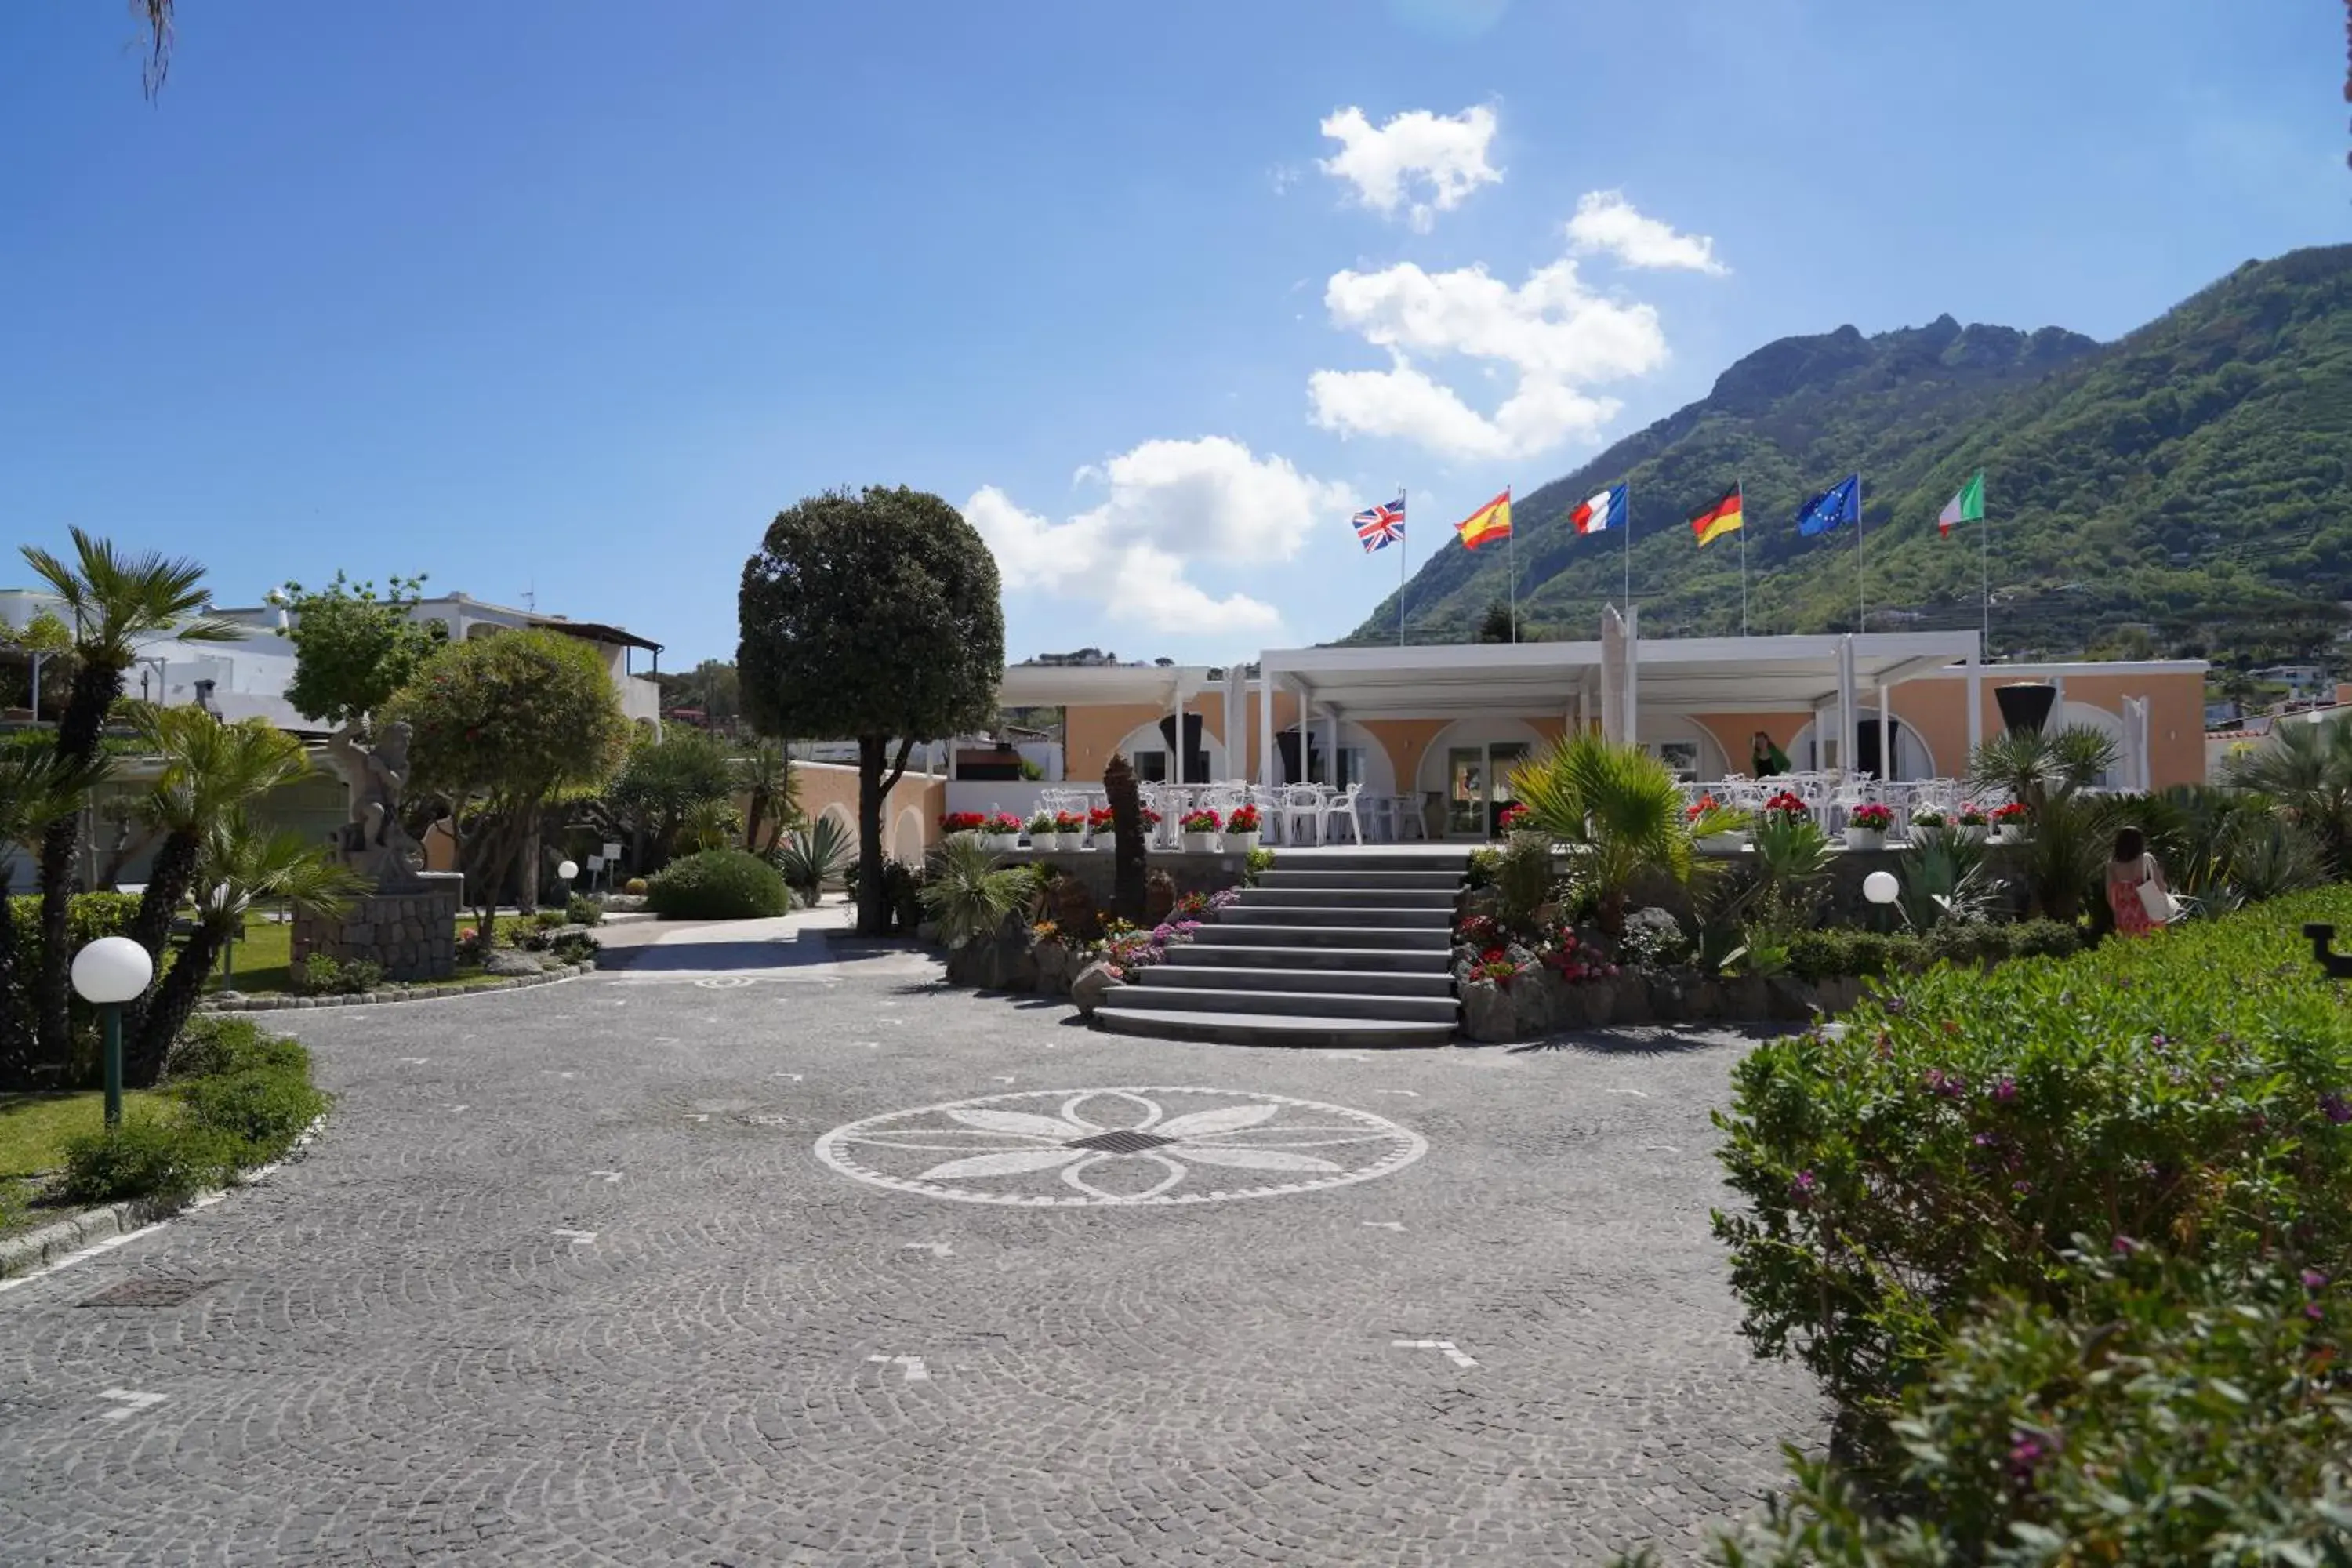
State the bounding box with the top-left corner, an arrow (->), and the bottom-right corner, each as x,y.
292,873 -> 463,982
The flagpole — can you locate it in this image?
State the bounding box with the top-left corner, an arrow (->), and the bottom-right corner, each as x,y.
1398,487 -> 1408,648
1508,488 -> 1518,644
1738,477 -> 1748,637
1855,474 -> 1866,635
1980,480 -> 1990,653
1622,480 -> 1632,612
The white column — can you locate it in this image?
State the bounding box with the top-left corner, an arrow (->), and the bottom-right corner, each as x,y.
1294,678 -> 1308,786
1628,607 -> 1642,743
1878,681 -> 1893,782
2049,673 -> 2067,733
1965,653 -> 1983,764
1836,636 -> 1857,775
1222,666 -> 1243,783
1170,681 -> 1185,786
1258,663 -> 1277,788
1324,705 -> 1340,788
1575,681 -> 1589,739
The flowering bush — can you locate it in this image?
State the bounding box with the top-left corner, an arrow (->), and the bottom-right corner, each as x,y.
1026,813 -> 1057,836
1909,805 -> 1948,828
1847,802 -> 1896,831
1086,805 -> 1115,833
1224,804 -> 1261,834
1473,947 -> 1519,984
1455,913 -> 1503,949
456,925 -> 489,965
1760,789 -> 1809,822
1992,800 -> 2030,824
1496,803 -> 1530,832
1172,888 -> 1240,920
983,812 -> 1024,835
1139,808 -> 1161,828
1535,928 -> 1621,983
940,811 -> 986,834
1178,808 -> 1221,833
1683,792 -> 1720,822
1956,801 -> 1989,826
1714,885 -> 2352,1471
1053,811 -> 1087,835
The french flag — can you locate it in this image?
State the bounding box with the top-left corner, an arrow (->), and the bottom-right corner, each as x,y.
1570,482 -> 1628,535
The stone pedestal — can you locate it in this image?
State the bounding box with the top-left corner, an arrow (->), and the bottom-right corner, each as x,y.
293,872 -> 464,982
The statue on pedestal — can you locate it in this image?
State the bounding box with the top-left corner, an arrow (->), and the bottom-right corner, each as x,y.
324,720 -> 426,891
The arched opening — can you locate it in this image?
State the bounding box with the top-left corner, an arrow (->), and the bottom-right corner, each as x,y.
2056,700 -> 2127,788
1416,719 -> 1546,839
818,801 -> 858,855
1788,708 -> 1938,781
889,807 -> 925,865
1112,718 -> 1229,784
1635,716 -> 1729,783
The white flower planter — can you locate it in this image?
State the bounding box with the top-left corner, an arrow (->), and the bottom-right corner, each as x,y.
1842,826 -> 1886,851
1181,831 -> 1218,854
1956,824 -> 1990,844
989,833 -> 1022,853
1069,834 -> 1094,851
1041,833 -> 1071,852
1223,831 -> 1261,853
1696,832 -> 1751,854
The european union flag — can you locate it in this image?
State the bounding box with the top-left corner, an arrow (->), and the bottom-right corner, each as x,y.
1795,474 -> 1860,539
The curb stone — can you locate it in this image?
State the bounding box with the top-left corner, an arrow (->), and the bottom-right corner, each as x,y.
0,1117 -> 325,1286
196,963 -> 591,1014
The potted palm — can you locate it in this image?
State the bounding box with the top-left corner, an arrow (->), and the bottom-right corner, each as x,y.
1027,812 -> 1061,851
1844,800 -> 1895,851
1222,803 -> 1262,853
1179,808 -> 1221,853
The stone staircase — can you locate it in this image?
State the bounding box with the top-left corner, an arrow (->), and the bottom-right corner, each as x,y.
1093,849 -> 1472,1048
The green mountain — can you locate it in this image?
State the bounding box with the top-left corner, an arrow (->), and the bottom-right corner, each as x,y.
1352,245 -> 2352,663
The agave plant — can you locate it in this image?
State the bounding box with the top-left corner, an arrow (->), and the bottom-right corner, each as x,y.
916,833 -> 1029,949
1894,829 -> 2005,929
1514,733 -> 1731,937
733,739 -> 800,855
772,814 -> 855,905
1707,811 -> 1836,941
673,796 -> 742,855
1968,724 -> 2119,813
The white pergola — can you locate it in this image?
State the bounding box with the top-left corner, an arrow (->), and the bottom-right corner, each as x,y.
993,662 -> 1230,785
1256,619 -> 1987,786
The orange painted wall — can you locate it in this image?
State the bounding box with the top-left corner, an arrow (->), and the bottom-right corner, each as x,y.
1889,671 -> 2205,788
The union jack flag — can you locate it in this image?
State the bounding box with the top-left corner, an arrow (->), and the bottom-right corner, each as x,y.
1352,495 -> 1406,552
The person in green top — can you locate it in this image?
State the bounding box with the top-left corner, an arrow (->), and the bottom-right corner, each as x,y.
1750,729 -> 1791,778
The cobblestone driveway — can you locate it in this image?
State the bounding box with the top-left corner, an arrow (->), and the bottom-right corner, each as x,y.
0,935 -> 1818,1565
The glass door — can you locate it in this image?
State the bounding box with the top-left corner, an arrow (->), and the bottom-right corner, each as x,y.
1446,742 -> 1530,837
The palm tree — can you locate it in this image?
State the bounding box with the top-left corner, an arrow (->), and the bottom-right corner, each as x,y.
124,711 -> 311,971
0,748 -> 107,1087
20,529 -> 242,1061
916,834 -> 1029,949
2225,713 -> 2352,877
1968,724 -> 2125,921
1512,732 -> 1736,937
128,813 -> 365,1083
735,740 -> 800,855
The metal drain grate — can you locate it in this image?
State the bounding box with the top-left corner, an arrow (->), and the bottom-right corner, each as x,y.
79,1278 -> 223,1308
1064,1129 -> 1177,1154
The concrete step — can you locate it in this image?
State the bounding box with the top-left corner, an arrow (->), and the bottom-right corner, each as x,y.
1172,943 -> 1452,973
1231,886 -> 1457,909
1269,852 -> 1473,873
1188,923 -> 1451,951
1093,1005 -> 1457,1050
1138,964 -> 1455,997
1219,904 -> 1454,929
1112,985 -> 1458,1023
1256,869 -> 1466,891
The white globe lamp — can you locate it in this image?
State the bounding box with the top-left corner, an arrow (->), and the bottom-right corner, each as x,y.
557,859 -> 579,883
1862,870 -> 1900,906
71,936 -> 154,1128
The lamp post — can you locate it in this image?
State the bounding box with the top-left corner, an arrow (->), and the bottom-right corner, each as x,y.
1863,869 -> 1900,934
71,937 -> 154,1130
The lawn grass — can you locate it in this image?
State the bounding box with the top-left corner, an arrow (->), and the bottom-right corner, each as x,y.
0,1089 -> 178,1240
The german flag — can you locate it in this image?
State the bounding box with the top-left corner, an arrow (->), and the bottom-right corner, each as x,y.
1688,483 -> 1743,548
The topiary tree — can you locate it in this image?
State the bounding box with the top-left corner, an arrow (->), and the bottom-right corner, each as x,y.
383,628 -> 630,940
737,488 -> 1004,935
274,572 -> 446,728
1102,752 -> 1146,923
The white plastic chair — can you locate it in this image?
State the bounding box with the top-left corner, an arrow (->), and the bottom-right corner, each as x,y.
1392,794 -> 1430,841
1319,784 -> 1365,846
1279,786 -> 1324,848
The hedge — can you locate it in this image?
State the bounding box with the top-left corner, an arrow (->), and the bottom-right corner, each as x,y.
644,848 -> 791,920
1713,886 -> 2352,1472
60,1017 -> 329,1203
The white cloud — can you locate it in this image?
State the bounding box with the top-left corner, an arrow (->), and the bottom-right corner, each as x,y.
967,437 -> 1354,635
1308,256 -> 1666,460
1318,104 -> 1501,231
1565,190 -> 1729,274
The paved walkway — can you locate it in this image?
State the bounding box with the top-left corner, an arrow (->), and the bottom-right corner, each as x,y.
0,921 -> 1817,1566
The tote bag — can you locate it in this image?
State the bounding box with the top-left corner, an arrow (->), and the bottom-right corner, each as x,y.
2135,860 -> 2179,924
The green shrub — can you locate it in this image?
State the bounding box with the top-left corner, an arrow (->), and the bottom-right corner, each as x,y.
1675,1258 -> 2352,1566
164,1015 -> 310,1081
644,848 -> 791,920
1713,887 -> 2352,1471
546,931 -> 600,966
59,1116 -> 241,1204
6,891 -> 143,1029
291,954 -> 383,996
623,877 -> 648,896
1463,847 -> 1501,890
176,1068 -> 329,1160
531,907 -> 568,931
564,893 -> 602,927
1242,847 -> 1276,887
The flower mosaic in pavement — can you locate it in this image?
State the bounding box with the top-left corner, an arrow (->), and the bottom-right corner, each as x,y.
814,1086 -> 1427,1206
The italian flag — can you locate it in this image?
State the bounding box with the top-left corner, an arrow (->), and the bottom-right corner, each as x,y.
1938,471 -> 1985,537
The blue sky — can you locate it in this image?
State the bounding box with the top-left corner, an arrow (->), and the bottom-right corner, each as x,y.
3,0 -> 2340,670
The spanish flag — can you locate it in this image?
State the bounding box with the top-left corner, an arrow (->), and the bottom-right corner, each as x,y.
1454,489 -> 1512,551
1687,483 -> 1743,548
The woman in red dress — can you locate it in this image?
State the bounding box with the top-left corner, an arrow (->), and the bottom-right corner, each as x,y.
2105,826 -> 2171,936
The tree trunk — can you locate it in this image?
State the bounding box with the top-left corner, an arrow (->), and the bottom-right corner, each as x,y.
856,737 -> 888,935
131,920 -> 229,1084
517,818 -> 541,913
32,657 -> 124,1063
125,830 -> 201,965
0,891 -> 33,1091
